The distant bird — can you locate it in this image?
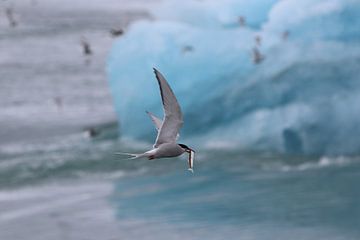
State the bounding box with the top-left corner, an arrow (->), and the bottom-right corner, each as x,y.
84,127 -> 100,138
282,30 -> 290,41
238,16 -> 246,27
255,35 -> 262,46
5,7 -> 17,27
80,37 -> 92,56
53,96 -> 63,110
110,28 -> 124,37
182,45 -> 194,54
117,68 -> 195,172
252,47 -> 265,64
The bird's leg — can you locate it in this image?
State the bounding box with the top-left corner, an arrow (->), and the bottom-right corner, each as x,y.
148,155 -> 155,160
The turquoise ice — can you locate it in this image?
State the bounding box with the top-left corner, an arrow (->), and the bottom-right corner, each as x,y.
107,0 -> 360,155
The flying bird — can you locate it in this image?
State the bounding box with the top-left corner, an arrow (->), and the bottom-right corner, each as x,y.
238,16 -> 246,27
252,47 -> 265,64
5,7 -> 17,28
255,35 -> 262,46
181,45 -> 194,54
282,30 -> 290,41
110,28 -> 124,37
80,37 -> 92,56
117,68 -> 195,172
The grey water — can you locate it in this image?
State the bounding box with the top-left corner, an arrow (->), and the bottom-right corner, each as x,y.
0,1 -> 360,240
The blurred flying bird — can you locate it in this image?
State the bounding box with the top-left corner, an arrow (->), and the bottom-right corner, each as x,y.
54,96 -> 63,111
84,127 -> 100,138
5,7 -> 17,27
252,47 -> 265,64
238,16 -> 246,27
282,30 -> 290,41
110,28 -> 124,37
182,45 -> 194,54
80,37 -> 92,56
116,69 -> 195,172
255,35 -> 262,46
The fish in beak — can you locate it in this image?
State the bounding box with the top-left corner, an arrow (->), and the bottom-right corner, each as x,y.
187,150 -> 195,173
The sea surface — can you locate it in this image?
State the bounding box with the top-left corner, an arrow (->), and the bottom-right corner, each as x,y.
1,1 -> 360,240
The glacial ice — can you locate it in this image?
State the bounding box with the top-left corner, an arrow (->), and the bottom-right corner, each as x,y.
107,0 -> 360,156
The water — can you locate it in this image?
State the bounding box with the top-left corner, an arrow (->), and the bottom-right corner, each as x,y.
2,132 -> 360,239
1,1 -> 360,240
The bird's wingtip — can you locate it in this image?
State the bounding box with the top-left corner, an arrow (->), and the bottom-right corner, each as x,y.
153,68 -> 163,77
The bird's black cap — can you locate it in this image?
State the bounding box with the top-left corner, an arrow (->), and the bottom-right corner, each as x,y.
178,143 -> 190,150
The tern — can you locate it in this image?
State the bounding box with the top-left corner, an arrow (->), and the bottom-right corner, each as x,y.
5,7 -> 18,28
110,28 -> 124,37
252,47 -> 265,64
117,68 -> 195,172
80,37 -> 92,56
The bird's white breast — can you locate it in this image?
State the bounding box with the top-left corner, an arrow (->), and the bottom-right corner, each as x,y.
154,143 -> 184,158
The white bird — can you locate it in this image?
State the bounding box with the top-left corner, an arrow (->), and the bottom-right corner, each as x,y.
117,68 -> 195,172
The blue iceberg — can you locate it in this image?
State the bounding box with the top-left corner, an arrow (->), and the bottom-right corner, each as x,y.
107,0 -> 360,156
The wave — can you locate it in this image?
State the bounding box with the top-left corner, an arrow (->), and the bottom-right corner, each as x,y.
0,132 -> 149,188
280,156 -> 359,172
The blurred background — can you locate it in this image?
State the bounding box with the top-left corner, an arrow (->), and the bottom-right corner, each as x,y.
1,0 -> 360,239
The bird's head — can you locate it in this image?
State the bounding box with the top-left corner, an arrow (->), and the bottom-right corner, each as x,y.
179,144 -> 195,172
178,143 -> 195,153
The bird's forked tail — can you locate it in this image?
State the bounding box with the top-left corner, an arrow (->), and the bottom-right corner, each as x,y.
115,152 -> 145,160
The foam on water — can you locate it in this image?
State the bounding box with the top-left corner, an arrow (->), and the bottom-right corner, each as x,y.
280,155 -> 359,172
0,131 -> 151,188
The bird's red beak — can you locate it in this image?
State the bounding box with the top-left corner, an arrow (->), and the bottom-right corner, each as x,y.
187,148 -> 195,153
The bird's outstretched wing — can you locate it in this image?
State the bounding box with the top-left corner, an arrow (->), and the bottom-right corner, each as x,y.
146,111 -> 163,131
153,68 -> 183,147
146,110 -> 180,140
